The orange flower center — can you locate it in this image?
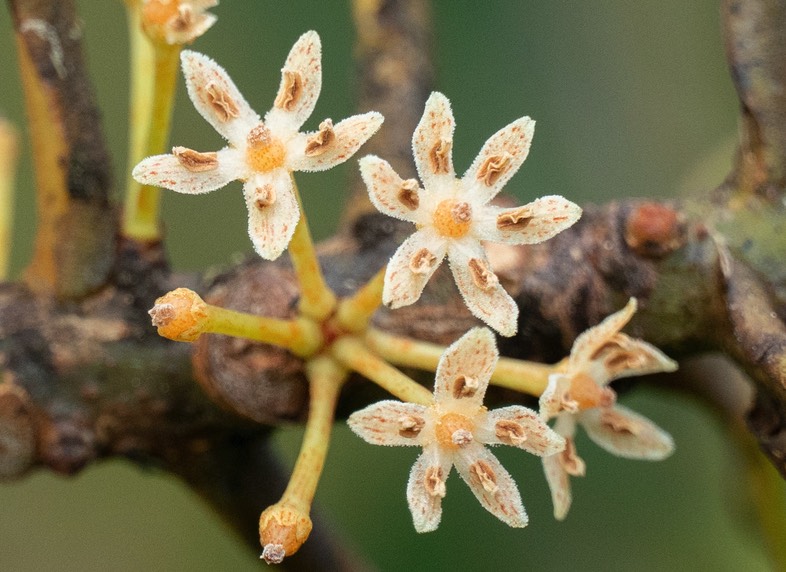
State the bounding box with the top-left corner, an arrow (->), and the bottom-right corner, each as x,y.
435,412 -> 474,449
432,199 -> 472,238
142,0 -> 181,27
567,372 -> 606,410
246,123 -> 286,173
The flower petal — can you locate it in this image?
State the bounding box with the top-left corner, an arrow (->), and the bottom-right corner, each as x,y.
570,298 -> 637,369
542,453 -> 572,521
433,327 -> 497,409
462,117 -> 535,204
447,239 -> 518,337
132,147 -> 241,194
242,170 -> 299,260
347,400 -> 429,447
359,155 -> 423,223
383,228 -> 448,308
265,30 -> 322,134
454,444 -> 527,528
539,374 -> 572,420
406,446 -> 453,533
474,196 -> 582,245
581,404 -> 674,460
181,51 -> 260,144
412,92 -> 456,190
480,406 -> 566,456
288,112 -> 384,172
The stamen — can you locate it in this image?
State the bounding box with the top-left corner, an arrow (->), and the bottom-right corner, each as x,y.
468,258 -> 498,290
429,138 -> 451,174
206,81 -> 240,122
477,152 -> 513,187
274,70 -> 304,111
398,415 -> 425,438
560,437 -> 586,477
494,420 -> 527,446
254,185 -> 277,209
397,179 -> 420,210
452,375 -> 479,399
424,466 -> 446,498
304,119 -> 335,157
172,146 -> 218,172
409,248 -> 438,274
470,460 -> 499,494
600,409 -> 640,435
496,206 -> 533,230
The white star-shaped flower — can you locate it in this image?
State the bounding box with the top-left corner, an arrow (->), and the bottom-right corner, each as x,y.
360,91 -> 581,336
539,298 -> 677,520
348,328 -> 565,532
133,31 -> 383,260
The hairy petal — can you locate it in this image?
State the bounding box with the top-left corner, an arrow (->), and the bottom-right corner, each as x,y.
454,444 -> 527,528
242,170 -> 299,260
288,112 -> 384,172
480,406 -> 565,456
359,155 -> 423,223
462,116 -> 535,204
181,51 -> 259,144
433,327 -> 497,410
406,446 -> 452,533
412,92 -> 456,190
383,228 -> 448,309
543,453 -> 572,521
581,404 -> 674,460
347,401 -> 429,447
132,147 -> 241,194
265,30 -> 322,133
474,196 -> 582,245
448,239 -> 518,337
570,298 -> 638,370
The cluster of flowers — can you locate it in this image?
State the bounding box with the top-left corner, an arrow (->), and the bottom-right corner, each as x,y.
134,26 -> 676,534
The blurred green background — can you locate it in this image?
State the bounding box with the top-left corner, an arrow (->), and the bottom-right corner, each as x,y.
0,1 -> 783,570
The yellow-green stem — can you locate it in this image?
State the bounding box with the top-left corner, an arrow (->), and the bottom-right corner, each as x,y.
0,120 -> 18,280
288,174 -> 337,320
280,356 -> 347,512
336,265 -> 385,332
366,328 -> 555,396
205,307 -> 323,357
122,3 -> 181,241
331,335 -> 433,405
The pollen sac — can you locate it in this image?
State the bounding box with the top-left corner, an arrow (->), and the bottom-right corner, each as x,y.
560,437 -> 586,477
452,374 -> 479,399
206,81 -> 240,122
274,70 -> 305,111
304,119 -> 336,157
429,138 -> 452,174
409,248 -> 438,274
254,185 -> 277,209
600,409 -> 640,435
494,420 -> 527,446
425,466 -> 447,498
398,414 -> 426,438
468,258 -> 498,290
477,152 -> 513,187
496,206 -> 533,230
470,460 -> 499,493
173,146 -> 219,172
397,179 -> 420,210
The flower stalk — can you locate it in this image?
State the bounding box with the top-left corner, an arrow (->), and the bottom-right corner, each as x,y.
149,288 -> 323,356
259,356 -> 347,564
0,120 -> 18,280
331,335 -> 433,405
336,266 -> 385,332
122,3 -> 181,241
